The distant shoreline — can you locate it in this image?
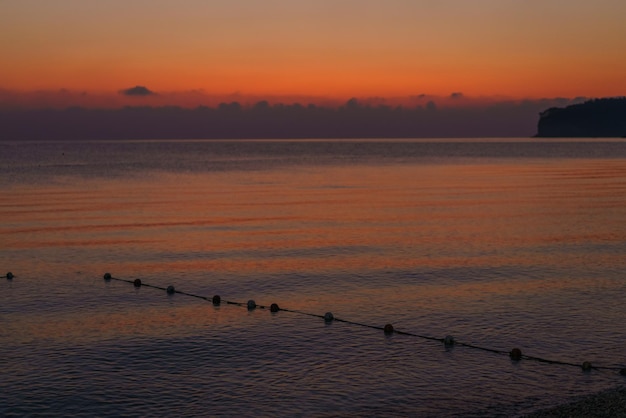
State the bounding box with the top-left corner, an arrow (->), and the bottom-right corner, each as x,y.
536,97 -> 626,138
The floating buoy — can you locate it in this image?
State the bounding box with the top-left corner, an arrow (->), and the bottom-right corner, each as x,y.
97,274 -> 625,376
6,272 -> 14,280
510,348 -> 522,361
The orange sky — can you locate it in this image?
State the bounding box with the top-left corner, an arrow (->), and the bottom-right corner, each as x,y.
2,0 -> 626,107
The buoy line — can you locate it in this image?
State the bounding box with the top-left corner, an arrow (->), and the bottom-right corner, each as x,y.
99,273 -> 626,376
6,271 -> 626,376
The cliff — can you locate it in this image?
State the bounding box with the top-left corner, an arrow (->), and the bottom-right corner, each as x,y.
536,97 -> 626,137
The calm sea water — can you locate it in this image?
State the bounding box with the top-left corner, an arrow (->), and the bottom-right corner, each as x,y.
1,139 -> 625,417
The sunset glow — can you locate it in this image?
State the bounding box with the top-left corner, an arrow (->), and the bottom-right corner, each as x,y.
2,0 -> 626,108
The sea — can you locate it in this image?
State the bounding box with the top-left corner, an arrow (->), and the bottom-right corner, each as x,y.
1,139 -> 625,417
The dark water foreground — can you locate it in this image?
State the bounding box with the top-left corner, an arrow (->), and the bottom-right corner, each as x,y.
1,139 -> 625,416
524,387 -> 626,417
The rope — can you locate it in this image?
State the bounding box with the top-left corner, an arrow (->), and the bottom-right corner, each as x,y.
9,272 -> 626,376
98,273 -> 626,375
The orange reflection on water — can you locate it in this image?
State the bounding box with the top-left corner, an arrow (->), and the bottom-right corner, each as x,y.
4,295 -> 261,345
3,159 -> 625,287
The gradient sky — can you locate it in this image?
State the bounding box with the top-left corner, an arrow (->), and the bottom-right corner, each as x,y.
2,0 -> 626,105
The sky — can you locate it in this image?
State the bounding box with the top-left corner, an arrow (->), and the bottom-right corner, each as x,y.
1,0 -> 626,108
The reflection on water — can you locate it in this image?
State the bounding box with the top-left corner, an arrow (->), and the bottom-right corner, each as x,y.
1,140 -> 625,417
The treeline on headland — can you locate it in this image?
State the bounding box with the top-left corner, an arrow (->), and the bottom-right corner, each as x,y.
1,98 -> 548,140
536,97 -> 626,137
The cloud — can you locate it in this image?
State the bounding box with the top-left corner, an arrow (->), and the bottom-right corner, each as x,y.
0,95 -> 601,139
425,100 -> 437,111
120,86 -> 155,96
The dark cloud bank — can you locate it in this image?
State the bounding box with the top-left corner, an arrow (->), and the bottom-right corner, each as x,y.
0,97 -> 594,140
